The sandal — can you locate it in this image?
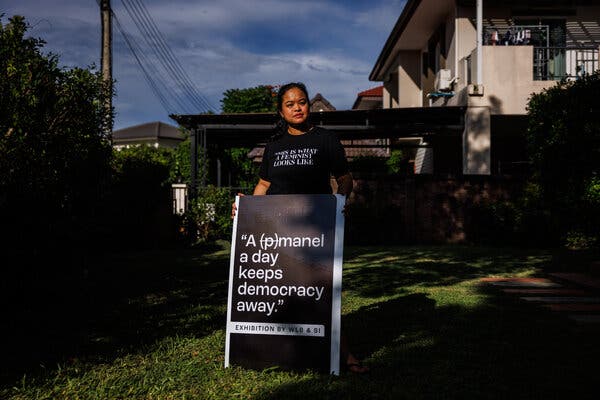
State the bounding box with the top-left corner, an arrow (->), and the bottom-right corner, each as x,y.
346,361 -> 369,374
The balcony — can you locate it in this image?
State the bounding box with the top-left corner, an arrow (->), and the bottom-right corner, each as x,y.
482,25 -> 599,81
454,45 -> 591,114
533,46 -> 599,80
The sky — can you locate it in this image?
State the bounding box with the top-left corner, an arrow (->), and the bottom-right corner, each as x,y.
2,0 -> 405,130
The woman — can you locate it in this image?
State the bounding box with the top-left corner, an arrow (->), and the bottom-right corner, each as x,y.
253,82 -> 353,197
234,82 -> 367,373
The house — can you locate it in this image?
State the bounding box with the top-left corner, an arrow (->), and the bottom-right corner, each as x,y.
352,86 -> 383,110
346,86 -> 391,160
112,121 -> 184,150
370,0 -> 600,175
172,105 -> 469,242
111,121 -> 187,214
310,93 -> 336,112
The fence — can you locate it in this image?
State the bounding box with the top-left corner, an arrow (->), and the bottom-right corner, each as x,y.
533,46 -> 599,80
345,174 -> 534,245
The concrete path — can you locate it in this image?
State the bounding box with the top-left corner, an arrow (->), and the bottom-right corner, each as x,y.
482,274 -> 600,326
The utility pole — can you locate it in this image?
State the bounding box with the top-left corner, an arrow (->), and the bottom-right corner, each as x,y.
476,0 -> 483,87
101,0 -> 113,141
190,128 -> 198,201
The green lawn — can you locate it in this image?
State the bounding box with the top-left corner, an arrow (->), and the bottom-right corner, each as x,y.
2,244 -> 598,399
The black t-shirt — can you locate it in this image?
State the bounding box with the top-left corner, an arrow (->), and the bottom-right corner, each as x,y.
259,127 -> 348,195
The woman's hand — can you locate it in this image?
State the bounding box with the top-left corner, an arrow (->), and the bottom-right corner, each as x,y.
232,180 -> 270,219
342,200 -> 349,217
335,173 -> 353,197
231,193 -> 244,219
335,173 -> 353,217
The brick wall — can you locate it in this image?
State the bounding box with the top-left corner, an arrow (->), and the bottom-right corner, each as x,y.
345,175 -> 525,245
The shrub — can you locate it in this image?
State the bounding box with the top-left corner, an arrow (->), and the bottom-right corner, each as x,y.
526,71 -> 600,248
565,230 -> 597,251
0,15 -> 112,258
469,181 -> 553,246
386,149 -> 405,174
109,146 -> 176,249
183,186 -> 233,243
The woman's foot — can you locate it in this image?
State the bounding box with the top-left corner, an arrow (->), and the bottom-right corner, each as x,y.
346,353 -> 369,374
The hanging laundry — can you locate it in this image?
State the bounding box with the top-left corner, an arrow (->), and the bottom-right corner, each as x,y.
524,29 -> 531,45
491,30 -> 499,45
503,30 -> 511,45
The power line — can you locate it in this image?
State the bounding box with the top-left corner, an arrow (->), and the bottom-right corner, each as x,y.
126,0 -> 214,112
120,0 -> 198,113
119,10 -> 196,114
96,0 -> 178,114
95,0 -> 215,115
120,0 -> 214,113
111,7 -> 177,114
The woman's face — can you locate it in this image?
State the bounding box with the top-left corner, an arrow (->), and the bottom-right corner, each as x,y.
279,87 -> 309,127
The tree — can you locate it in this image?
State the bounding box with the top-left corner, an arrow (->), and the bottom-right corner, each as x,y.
526,71 -> 600,247
219,85 -> 277,188
110,145 -> 176,248
0,15 -> 113,255
176,86 -> 279,243
220,85 -> 277,113
169,128 -> 211,185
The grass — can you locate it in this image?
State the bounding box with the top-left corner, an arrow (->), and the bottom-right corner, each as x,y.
2,243 -> 598,399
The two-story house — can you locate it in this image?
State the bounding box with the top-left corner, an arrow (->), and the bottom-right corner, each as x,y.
370,0 -> 600,175
112,121 -> 184,150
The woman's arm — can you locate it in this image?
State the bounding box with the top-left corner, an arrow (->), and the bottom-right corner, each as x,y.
335,173 -> 353,196
231,179 -> 271,219
253,178 -> 271,195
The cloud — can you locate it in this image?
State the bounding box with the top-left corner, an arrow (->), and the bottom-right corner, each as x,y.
3,0 -> 402,129
172,41 -> 374,109
354,0 -> 406,33
3,0 -> 98,23
143,0 -> 346,34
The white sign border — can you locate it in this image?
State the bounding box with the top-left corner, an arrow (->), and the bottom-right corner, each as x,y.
330,194 -> 344,375
224,194 -> 344,375
224,195 -> 240,368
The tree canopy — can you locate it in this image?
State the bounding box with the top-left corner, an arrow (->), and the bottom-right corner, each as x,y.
526,71 -> 600,247
216,85 -> 279,188
0,15 -> 113,254
220,85 -> 277,114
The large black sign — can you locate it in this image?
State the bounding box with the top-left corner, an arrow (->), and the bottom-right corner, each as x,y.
225,194 -> 345,374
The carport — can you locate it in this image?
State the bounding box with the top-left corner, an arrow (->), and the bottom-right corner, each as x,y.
171,106 -> 469,198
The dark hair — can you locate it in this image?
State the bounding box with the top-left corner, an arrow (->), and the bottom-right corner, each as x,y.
276,82 -> 310,112
272,82 -> 310,140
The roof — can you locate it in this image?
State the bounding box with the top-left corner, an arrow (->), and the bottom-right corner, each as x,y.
310,93 -> 336,111
170,106 -> 466,148
352,86 -> 384,110
112,121 -> 183,141
369,0 -> 454,81
370,0 -> 590,81
357,86 -> 384,98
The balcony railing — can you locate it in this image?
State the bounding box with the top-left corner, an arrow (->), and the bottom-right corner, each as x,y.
533,47 -> 598,81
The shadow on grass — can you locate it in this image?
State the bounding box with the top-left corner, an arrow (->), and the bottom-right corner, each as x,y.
5,244 -> 596,399
343,245 -> 550,298
1,243 -> 231,384
255,291 -> 599,400
250,246 -> 598,399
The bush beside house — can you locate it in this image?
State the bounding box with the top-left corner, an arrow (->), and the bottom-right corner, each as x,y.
1,16 -> 113,264
1,16 -> 184,266
526,72 -> 600,249
471,72 -> 600,250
